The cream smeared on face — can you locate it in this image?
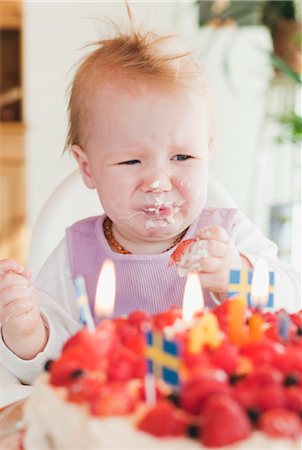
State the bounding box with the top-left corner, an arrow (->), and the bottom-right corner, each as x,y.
75,81 -> 212,252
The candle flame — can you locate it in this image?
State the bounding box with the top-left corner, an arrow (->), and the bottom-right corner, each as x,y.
95,259 -> 116,318
182,273 -> 204,324
251,258 -> 269,307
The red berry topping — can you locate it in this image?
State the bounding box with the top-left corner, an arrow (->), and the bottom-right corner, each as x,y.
201,394 -> 251,447
181,373 -> 231,415
210,341 -> 239,374
259,409 -> 301,440
152,308 -> 182,330
90,383 -> 136,417
169,238 -> 196,266
107,345 -> 145,382
137,400 -> 187,437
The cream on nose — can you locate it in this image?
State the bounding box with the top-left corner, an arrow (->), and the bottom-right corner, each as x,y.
141,176 -> 172,193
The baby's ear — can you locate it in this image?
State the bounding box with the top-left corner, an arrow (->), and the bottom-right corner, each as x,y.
71,144 -> 95,189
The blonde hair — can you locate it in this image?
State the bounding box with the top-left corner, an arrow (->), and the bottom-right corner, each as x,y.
65,14 -> 207,150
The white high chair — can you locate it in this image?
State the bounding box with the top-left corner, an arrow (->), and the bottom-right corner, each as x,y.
28,170 -> 237,278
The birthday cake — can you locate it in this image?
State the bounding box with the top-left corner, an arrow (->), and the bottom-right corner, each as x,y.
23,300 -> 302,449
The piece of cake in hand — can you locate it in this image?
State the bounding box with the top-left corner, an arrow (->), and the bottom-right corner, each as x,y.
169,237 -> 209,277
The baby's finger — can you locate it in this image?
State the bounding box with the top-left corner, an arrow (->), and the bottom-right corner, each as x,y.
2,298 -> 36,321
197,226 -> 229,243
0,259 -> 31,279
197,256 -> 220,274
206,240 -> 228,258
198,271 -> 229,293
0,284 -> 36,308
0,272 -> 32,292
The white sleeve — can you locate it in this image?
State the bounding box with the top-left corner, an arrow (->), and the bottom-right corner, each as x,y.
0,239 -> 82,385
230,210 -> 301,313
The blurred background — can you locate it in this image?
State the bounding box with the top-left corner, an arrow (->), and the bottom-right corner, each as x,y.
0,0 -> 301,268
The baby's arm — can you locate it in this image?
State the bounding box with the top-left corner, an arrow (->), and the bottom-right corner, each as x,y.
0,259 -> 48,359
0,240 -> 81,384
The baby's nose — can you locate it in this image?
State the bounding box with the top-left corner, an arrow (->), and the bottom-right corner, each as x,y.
141,174 -> 172,193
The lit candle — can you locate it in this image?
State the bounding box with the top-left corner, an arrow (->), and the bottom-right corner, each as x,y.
250,259 -> 269,308
74,276 -> 95,333
95,259 -> 116,319
277,310 -> 291,341
182,273 -> 204,324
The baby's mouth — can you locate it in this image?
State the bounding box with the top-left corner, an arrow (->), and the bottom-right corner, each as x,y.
143,205 -> 180,219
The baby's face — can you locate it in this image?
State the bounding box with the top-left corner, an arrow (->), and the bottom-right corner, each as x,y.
75,81 -> 212,245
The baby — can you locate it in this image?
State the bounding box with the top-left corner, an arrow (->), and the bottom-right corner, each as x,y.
0,18 -> 300,384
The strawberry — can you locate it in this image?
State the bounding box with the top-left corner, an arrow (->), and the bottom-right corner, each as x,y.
247,364 -> 283,386
232,382 -> 259,410
50,346 -> 102,386
90,383 -> 136,416
257,385 -> 287,412
212,301 -> 229,333
137,400 -> 187,437
286,387 -> 302,413
240,340 -> 277,366
152,308 -> 182,330
201,393 -> 251,447
168,238 -> 196,266
107,345 -> 145,382
259,409 -> 301,440
117,322 -> 145,354
63,321 -> 117,362
210,341 -> 239,375
128,310 -> 151,330
273,347 -> 302,374
181,373 -> 231,415
67,377 -> 104,403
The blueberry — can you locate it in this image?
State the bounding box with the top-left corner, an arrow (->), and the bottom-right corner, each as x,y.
247,407 -> 261,423
44,360 -> 53,372
166,391 -> 180,407
70,369 -> 85,379
186,424 -> 199,439
283,373 -> 299,387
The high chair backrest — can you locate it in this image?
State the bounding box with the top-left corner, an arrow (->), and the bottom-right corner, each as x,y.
28,170 -> 237,278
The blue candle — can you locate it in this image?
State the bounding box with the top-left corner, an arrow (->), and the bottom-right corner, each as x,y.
74,276 -> 95,332
277,310 -> 291,341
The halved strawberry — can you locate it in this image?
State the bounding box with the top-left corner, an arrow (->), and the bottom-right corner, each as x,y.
90,383 -> 136,416
128,310 -> 151,330
286,387 -> 302,413
201,393 -> 251,447
107,344 -> 145,382
168,238 -> 196,266
67,376 -> 104,403
152,308 -> 182,330
259,408 -> 301,440
210,341 -> 239,375
181,373 -> 231,415
137,400 -> 187,437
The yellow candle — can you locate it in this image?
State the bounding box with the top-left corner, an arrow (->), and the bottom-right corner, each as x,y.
189,312 -> 221,354
249,313 -> 263,341
228,296 -> 249,345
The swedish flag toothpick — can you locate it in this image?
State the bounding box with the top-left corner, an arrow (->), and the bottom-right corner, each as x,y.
227,270 -> 275,307
145,330 -> 180,388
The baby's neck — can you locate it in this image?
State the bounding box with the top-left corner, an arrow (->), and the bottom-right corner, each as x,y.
105,218 -> 186,255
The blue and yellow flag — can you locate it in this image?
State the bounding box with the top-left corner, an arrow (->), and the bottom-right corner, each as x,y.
227,270 -> 275,307
145,330 -> 180,388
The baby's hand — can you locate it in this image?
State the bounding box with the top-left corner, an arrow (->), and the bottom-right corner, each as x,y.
0,259 -> 40,339
195,226 -> 242,295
